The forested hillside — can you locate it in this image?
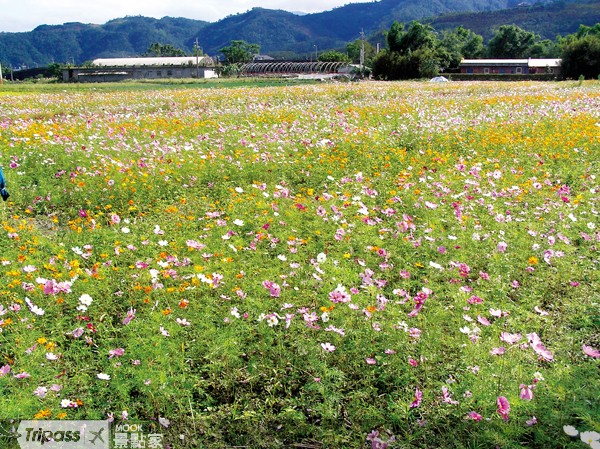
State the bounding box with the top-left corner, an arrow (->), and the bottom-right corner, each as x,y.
0,0 -> 597,67
429,0 -> 600,40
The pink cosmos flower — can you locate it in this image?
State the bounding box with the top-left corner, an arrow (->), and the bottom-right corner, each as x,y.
500,332 -> 522,345
0,364 -> 11,376
520,384 -> 534,401
442,386 -> 458,405
321,342 -> 336,352
329,284 -> 351,303
467,411 -> 483,422
526,416 -> 538,426
262,280 -> 281,298
33,386 -> 48,398
468,295 -> 483,304
108,348 -> 125,359
409,327 -> 422,340
527,333 -> 554,361
43,280 -> 57,295
491,347 -> 506,356
489,308 -> 503,318
477,315 -> 491,326
582,344 -> 600,358
366,358 -> 377,365
410,388 -> 422,408
122,308 -> 136,325
534,306 -> 549,316
497,396 -> 510,421
158,417 -> 170,428
186,240 -> 206,250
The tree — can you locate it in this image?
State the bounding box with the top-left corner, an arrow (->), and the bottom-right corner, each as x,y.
387,21 -> 406,54
346,39 -> 376,65
529,39 -> 561,58
47,62 -> 64,80
219,40 -> 260,65
386,21 -> 437,56
560,34 -> 600,79
439,26 -> 485,70
318,50 -> 351,63
143,43 -> 187,57
373,21 -> 443,80
487,25 -> 538,58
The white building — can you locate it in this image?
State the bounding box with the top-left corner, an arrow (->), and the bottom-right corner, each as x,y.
64,56 -> 218,82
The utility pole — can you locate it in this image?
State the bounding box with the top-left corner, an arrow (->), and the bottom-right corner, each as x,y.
360,29 -> 365,76
0,63 -> 3,84
194,38 -> 200,78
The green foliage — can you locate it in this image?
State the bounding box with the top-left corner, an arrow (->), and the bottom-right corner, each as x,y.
143,43 -> 187,57
561,33 -> 600,79
439,26 -> 485,70
46,63 -> 64,80
317,50 -> 351,63
487,25 -> 539,58
429,0 -> 600,42
346,39 -> 377,65
219,40 -> 260,65
374,21 -> 443,79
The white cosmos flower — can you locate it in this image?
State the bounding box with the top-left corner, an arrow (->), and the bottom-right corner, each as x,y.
429,261 -> 443,270
564,425 -> 579,436
79,294 -> 93,306
580,431 -> 600,445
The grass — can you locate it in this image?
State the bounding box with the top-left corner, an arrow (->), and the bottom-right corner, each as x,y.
0,79 -> 598,449
0,76 -> 318,94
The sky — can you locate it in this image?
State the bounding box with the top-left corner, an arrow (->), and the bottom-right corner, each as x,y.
0,0 -> 373,33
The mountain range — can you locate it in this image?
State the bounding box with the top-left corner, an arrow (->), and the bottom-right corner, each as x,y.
0,0 -> 599,68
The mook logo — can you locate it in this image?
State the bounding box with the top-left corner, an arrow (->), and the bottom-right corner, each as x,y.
16,421 -> 109,449
114,423 -> 143,433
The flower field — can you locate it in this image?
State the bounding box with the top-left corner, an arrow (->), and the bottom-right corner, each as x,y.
0,80 -> 599,448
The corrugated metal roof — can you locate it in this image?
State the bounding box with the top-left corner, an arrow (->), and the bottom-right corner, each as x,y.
460,58 -> 561,67
527,59 -> 561,67
93,57 -> 212,67
460,59 -> 529,65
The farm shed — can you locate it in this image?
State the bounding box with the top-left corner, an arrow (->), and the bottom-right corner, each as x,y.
459,59 -> 561,75
63,56 -> 218,82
